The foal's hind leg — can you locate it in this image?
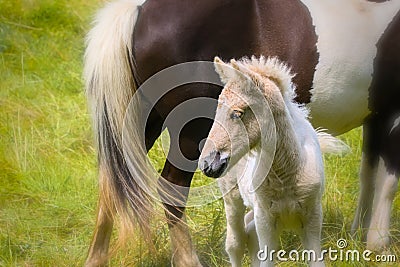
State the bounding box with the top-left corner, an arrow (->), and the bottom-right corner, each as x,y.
85,168 -> 114,267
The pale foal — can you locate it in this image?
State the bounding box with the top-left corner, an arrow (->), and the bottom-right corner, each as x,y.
199,56 -> 348,266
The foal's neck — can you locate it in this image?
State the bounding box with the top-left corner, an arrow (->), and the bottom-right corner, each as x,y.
270,97 -> 304,183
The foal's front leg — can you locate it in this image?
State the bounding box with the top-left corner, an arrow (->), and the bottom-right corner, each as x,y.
300,203 -> 325,267
253,201 -> 278,267
244,211 -> 259,267
219,177 -> 247,267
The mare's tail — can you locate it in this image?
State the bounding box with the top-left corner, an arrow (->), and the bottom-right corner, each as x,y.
84,0 -> 153,241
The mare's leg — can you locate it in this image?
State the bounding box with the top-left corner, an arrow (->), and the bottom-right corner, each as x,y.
365,115 -> 400,250
300,203 -> 324,267
85,110 -> 163,267
219,177 -> 247,267
359,114 -> 400,251
362,12 -> 400,250
159,160 -> 202,267
85,167 -> 114,267
351,129 -> 377,236
160,118 -> 215,267
367,159 -> 398,250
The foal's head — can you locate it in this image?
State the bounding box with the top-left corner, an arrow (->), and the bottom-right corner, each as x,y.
199,56 -> 294,178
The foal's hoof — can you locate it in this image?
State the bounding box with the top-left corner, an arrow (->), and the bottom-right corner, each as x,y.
84,261 -> 107,267
84,257 -> 107,267
366,230 -> 390,252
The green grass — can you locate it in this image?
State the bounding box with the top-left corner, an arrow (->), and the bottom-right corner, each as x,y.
0,0 -> 101,266
0,1 -> 399,266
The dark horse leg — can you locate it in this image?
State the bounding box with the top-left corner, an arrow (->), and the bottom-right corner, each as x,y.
352,11 -> 400,250
353,114 -> 400,251
85,169 -> 114,267
85,108 -> 213,266
159,160 -> 202,267
85,110 -> 164,267
351,126 -> 377,239
368,118 -> 400,250
159,117 -> 213,267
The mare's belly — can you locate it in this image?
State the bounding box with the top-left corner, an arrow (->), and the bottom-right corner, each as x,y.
301,0 -> 400,135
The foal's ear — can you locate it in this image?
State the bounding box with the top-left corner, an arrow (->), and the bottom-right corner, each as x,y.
230,59 -> 241,71
214,56 -> 237,84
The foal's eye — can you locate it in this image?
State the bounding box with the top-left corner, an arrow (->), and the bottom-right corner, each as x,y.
231,109 -> 244,119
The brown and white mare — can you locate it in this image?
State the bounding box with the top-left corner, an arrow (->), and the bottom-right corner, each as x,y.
84,0 -> 400,266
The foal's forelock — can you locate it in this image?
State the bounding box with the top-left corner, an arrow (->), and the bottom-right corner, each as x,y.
222,75 -> 287,119
211,82 -> 268,151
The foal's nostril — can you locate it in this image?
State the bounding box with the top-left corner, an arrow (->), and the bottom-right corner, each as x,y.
200,159 -> 209,172
215,157 -> 228,177
214,151 -> 221,161
220,157 -> 228,170
199,150 -> 230,178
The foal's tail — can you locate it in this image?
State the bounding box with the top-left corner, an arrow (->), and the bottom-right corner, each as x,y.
316,130 -> 350,155
84,0 -> 153,241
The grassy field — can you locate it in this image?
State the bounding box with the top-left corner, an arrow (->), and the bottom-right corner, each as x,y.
0,1 -> 399,266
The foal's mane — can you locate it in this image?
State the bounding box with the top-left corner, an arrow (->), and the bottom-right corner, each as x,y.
236,56 -> 296,101
234,56 -> 310,120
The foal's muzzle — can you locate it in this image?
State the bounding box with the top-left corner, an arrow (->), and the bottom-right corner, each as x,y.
199,151 -> 229,178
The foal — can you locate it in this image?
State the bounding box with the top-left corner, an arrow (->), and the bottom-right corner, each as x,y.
199,56 -> 347,266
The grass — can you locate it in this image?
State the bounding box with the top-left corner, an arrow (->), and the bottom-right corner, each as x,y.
0,0 -> 101,265
0,1 -> 399,266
